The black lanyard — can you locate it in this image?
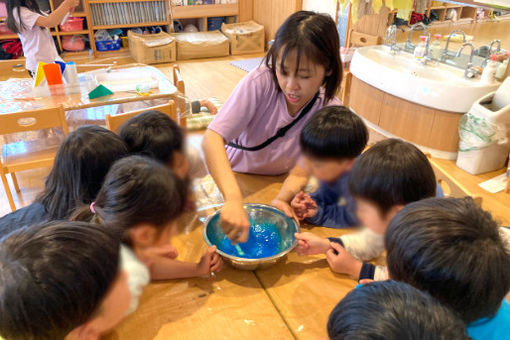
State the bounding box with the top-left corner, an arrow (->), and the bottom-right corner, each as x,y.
227,91 -> 320,152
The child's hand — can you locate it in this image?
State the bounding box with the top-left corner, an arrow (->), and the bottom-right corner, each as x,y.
301,193 -> 318,219
272,198 -> 300,224
197,246 -> 223,276
294,232 -> 330,255
200,99 -> 218,115
290,192 -> 307,220
326,242 -> 362,279
64,0 -> 80,10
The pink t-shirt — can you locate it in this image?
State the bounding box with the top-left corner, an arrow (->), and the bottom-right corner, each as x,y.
208,66 -> 342,175
13,7 -> 61,72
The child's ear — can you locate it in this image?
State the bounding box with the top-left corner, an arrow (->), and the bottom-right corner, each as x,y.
171,151 -> 189,180
129,224 -> 159,247
386,204 -> 405,222
66,323 -> 100,340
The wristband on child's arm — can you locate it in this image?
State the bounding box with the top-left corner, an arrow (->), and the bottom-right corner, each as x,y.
328,237 -> 344,255
359,263 -> 376,281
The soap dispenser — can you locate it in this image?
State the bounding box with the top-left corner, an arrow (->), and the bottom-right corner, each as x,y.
495,52 -> 509,81
413,36 -> 427,61
430,34 -> 442,61
481,55 -> 499,83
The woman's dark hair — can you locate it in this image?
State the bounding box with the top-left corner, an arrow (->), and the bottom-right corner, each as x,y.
119,110 -> 184,166
300,106 -> 368,160
35,125 -> 128,220
0,221 -> 120,340
327,280 -> 470,340
72,155 -> 187,245
6,0 -> 43,34
348,138 -> 436,215
264,11 -> 342,103
386,197 -> 510,324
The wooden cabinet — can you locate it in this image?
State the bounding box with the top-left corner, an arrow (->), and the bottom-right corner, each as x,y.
349,76 -> 462,154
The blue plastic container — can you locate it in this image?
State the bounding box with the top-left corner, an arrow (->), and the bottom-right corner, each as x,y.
95,39 -> 121,51
207,16 -> 225,31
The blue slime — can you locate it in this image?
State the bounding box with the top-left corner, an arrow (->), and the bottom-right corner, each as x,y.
219,222 -> 282,259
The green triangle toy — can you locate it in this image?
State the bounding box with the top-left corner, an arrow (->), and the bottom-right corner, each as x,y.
88,84 -> 113,99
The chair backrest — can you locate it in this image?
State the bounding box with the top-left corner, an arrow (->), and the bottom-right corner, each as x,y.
105,100 -> 177,133
428,157 -> 483,206
0,105 -> 68,136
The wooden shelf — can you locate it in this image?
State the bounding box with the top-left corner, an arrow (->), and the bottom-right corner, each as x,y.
62,50 -> 93,57
95,47 -> 130,57
58,30 -> 90,35
89,0 -> 163,2
0,34 -> 18,39
71,12 -> 87,17
171,4 -> 238,19
92,21 -> 168,29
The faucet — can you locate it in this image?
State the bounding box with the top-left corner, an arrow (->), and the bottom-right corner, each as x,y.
385,25 -> 400,54
456,43 -> 479,78
489,39 -> 501,54
421,33 -> 433,65
442,30 -> 467,61
405,22 -> 428,51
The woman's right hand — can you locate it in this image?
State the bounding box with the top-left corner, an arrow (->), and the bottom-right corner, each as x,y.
220,200 -> 250,243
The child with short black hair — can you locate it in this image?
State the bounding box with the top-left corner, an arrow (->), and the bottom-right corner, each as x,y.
72,155 -> 222,315
119,110 -> 204,180
289,105 -> 368,228
0,125 -> 128,237
295,139 -> 438,281
386,197 -> 510,339
327,280 -> 470,340
0,221 -> 129,340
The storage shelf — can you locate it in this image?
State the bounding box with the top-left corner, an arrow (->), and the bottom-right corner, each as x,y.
171,4 -> 238,19
71,12 -> 87,17
0,34 -> 18,39
92,21 -> 168,29
62,50 -> 92,56
89,0 -> 163,2
58,30 -> 90,35
95,47 -> 130,57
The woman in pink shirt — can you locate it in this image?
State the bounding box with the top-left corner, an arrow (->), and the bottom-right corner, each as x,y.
203,11 -> 343,242
6,0 -> 79,76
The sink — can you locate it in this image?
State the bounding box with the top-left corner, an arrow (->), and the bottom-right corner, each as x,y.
350,45 -> 500,113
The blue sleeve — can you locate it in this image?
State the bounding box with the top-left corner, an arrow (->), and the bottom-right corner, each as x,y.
435,183 -> 444,198
305,187 -> 358,228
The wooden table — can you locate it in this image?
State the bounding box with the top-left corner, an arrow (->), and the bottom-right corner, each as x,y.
104,174 -> 358,340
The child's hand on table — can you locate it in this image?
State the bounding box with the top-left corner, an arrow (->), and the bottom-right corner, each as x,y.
326,242 -> 362,279
294,232 -> 330,255
272,198 -> 300,223
197,246 -> 223,276
220,200 -> 250,243
291,192 -> 317,220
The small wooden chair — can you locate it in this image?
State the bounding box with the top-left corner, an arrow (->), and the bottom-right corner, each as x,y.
105,100 -> 177,133
0,106 -> 68,211
428,156 -> 483,206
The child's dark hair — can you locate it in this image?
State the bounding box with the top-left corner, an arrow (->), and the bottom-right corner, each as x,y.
72,155 -> 187,245
348,138 -> 436,215
386,197 -> 510,324
0,221 -> 120,340
35,125 -> 128,220
327,280 -> 470,340
300,106 -> 368,160
119,110 -> 183,166
264,11 -> 342,103
6,0 -> 43,33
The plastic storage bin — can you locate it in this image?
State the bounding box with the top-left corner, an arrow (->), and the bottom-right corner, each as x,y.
62,35 -> 85,51
59,17 -> 84,32
456,78 -> 510,174
95,39 -> 121,51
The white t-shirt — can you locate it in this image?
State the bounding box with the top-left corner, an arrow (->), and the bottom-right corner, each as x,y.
120,244 -> 150,315
12,7 -> 62,72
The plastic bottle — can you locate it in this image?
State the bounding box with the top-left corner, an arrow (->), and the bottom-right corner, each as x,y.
495,52 -> 509,81
413,35 -> 427,61
430,34 -> 442,60
481,55 -> 499,83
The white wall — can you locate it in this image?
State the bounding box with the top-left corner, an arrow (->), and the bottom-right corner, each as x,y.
302,0 -> 338,19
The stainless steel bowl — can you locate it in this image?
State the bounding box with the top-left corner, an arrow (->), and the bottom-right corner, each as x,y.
203,203 -> 299,270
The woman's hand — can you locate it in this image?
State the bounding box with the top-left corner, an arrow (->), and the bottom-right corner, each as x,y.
220,200 -> 250,243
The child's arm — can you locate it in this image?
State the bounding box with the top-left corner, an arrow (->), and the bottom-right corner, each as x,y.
35,0 -> 79,28
326,243 -> 388,281
202,129 -> 250,243
272,164 -> 309,221
147,246 -> 223,280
